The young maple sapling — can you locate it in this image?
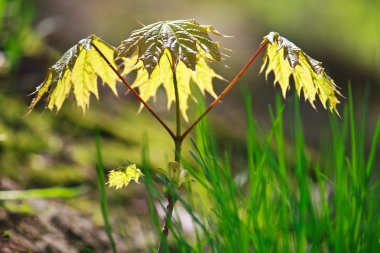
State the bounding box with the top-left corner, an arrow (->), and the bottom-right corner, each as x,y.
28,19 -> 342,251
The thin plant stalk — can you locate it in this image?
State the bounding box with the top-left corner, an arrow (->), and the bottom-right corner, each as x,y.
173,70 -> 183,162
93,39 -> 269,251
158,69 -> 182,253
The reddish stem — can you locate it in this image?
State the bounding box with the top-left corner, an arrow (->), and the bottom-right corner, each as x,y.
180,40 -> 269,140
91,42 -> 176,140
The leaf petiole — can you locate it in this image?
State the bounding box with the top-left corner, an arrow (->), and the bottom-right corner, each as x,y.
91,42 -> 176,140
180,40 -> 269,141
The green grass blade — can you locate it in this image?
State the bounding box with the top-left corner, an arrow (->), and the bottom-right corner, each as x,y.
293,95 -> 311,252
365,116 -> 380,181
95,129 -> 118,253
348,83 -> 358,186
144,87 -> 380,253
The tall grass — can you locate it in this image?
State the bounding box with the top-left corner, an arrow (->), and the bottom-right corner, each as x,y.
143,87 -> 380,252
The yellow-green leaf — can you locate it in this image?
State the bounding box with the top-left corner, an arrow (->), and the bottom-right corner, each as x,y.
117,19 -> 225,75
29,35 -> 119,113
260,32 -> 342,113
122,50 -> 224,121
47,67 -> 72,111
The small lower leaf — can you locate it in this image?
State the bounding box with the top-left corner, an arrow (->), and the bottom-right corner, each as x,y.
107,164 -> 143,189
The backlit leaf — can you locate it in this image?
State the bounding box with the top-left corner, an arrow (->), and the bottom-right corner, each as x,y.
117,19 -> 225,75
29,35 -> 119,113
122,50 -> 224,121
260,32 -> 342,113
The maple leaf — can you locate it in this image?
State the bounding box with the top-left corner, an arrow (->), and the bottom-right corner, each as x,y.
29,35 -> 119,113
117,19 -> 225,75
122,50 -> 224,121
260,32 -> 342,113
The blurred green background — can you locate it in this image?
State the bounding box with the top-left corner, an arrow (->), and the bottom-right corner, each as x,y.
0,0 -> 379,222
1,0 -> 379,251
